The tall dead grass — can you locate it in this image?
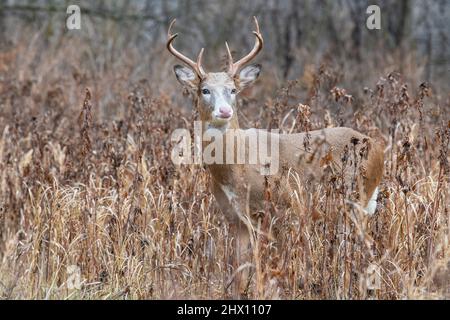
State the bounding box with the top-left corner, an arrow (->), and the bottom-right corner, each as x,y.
0,30 -> 449,299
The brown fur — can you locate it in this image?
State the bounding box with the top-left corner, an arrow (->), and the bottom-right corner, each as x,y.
200,106 -> 385,222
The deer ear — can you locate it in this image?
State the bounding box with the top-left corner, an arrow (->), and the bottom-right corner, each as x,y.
238,64 -> 261,88
174,65 -> 198,89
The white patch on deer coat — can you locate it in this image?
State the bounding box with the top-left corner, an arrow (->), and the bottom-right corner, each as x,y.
364,187 -> 378,215
219,183 -> 237,203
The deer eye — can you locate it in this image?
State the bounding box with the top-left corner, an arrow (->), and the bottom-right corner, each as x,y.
231,88 -> 237,94
201,88 -> 210,95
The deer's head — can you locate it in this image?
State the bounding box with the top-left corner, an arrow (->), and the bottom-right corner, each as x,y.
167,17 -> 263,128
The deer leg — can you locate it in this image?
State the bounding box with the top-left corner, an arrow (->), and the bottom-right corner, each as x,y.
234,223 -> 252,298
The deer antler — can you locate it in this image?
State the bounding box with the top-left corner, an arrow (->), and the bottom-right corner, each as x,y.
167,19 -> 207,79
226,16 -> 263,77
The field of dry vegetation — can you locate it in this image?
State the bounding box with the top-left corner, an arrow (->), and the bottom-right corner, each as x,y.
0,1 -> 449,300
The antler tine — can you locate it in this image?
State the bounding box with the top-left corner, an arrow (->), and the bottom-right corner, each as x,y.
253,15 -> 261,35
225,41 -> 233,71
197,48 -> 206,76
227,16 -> 263,77
167,19 -> 206,79
167,18 -> 177,39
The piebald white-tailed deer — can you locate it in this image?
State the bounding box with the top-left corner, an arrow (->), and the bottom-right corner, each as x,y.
167,17 -> 384,297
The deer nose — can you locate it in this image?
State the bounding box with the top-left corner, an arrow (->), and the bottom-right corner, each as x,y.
219,107 -> 232,118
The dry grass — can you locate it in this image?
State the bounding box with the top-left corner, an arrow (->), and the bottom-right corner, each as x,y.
0,29 -> 449,300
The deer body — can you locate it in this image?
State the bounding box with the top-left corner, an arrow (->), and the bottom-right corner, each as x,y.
167,17 -> 384,296
204,123 -> 384,224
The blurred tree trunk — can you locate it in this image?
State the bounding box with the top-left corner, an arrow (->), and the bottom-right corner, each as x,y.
387,0 -> 412,48
398,0 -> 412,74
396,0 -> 411,46
424,3 -> 433,81
0,7 -> 5,47
282,9 -> 294,79
347,0 -> 366,62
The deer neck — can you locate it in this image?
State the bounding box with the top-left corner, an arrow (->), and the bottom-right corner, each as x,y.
202,117 -> 240,132
197,101 -> 241,184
